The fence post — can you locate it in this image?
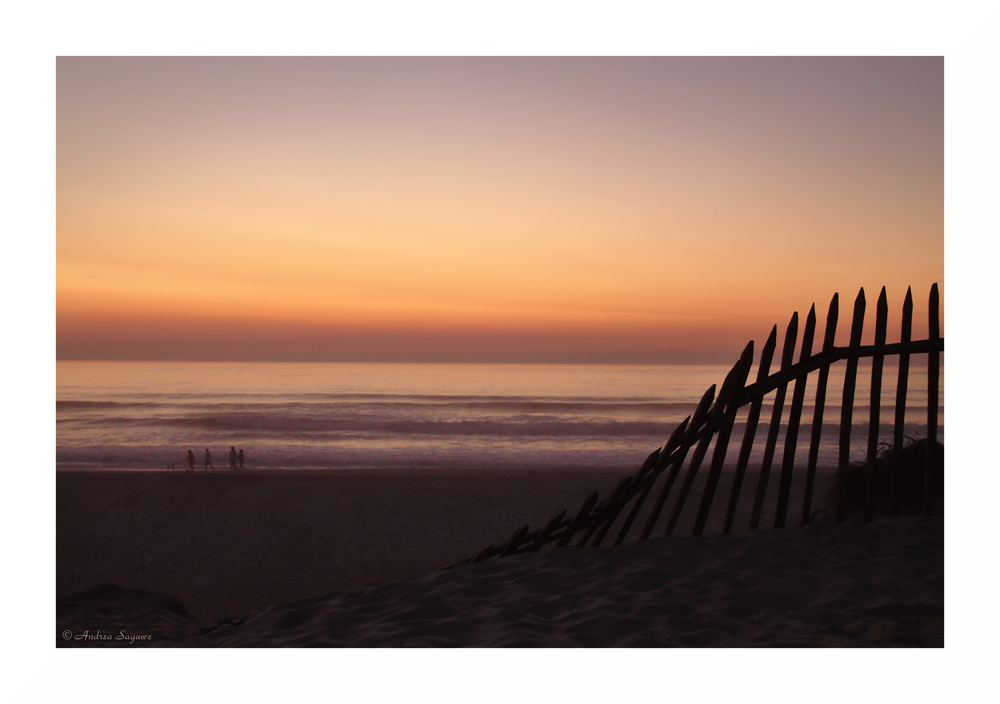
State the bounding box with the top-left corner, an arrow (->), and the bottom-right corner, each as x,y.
661,385 -> 718,536
750,311 -> 799,531
891,288 -> 913,516
693,342 -> 754,536
802,293 -> 839,526
471,545 -> 496,563
775,304 -> 816,528
864,287 -> 889,523
925,283 -> 941,515
589,476 -> 634,546
638,418 -> 693,540
724,326 -> 777,534
837,288 -> 867,523
614,423 -> 688,546
527,510 -> 566,552
664,432 -> 714,536
556,492 -> 599,547
643,385 -> 718,540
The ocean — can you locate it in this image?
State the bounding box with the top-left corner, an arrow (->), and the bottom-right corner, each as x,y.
56,361 -> 943,472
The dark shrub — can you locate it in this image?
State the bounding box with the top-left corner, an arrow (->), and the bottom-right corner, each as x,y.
836,437 -> 944,519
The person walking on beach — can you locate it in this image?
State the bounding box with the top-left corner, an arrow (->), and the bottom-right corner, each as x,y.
204,448 -> 215,471
237,448 -> 245,470
187,450 -> 196,472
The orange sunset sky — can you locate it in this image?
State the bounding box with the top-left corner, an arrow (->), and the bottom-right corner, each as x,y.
56,57 -> 943,363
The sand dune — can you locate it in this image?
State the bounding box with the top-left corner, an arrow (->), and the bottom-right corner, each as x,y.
190,516 -> 941,647
57,469 -> 942,647
57,471 -> 944,647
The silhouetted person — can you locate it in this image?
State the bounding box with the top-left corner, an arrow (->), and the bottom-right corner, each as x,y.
229,446 -> 237,471
187,450 -> 195,472
204,448 -> 215,471
237,448 -> 245,470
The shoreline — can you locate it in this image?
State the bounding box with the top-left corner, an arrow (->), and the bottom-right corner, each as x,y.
55,464 -> 640,474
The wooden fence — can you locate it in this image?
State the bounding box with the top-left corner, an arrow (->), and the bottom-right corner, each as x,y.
454,284 -> 943,567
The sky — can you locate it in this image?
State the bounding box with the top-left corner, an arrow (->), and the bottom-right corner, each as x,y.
12,1 -> 997,696
56,56 -> 943,363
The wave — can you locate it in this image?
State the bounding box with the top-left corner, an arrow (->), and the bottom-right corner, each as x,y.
61,414 -> 682,438
57,412 -> 940,445
57,400 -> 165,410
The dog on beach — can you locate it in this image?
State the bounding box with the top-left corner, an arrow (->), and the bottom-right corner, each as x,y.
167,463 -> 176,471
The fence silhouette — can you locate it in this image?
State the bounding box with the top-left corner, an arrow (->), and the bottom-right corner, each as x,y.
455,284 -> 943,566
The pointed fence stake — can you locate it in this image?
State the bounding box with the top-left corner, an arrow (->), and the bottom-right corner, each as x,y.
664,431 -> 714,536
501,525 -> 530,556
557,492 -> 599,547
471,545 -> 495,563
864,287 -> 889,523
749,311 -> 799,531
693,343 -> 753,535
615,425 -> 688,546
925,283 -> 941,515
641,387 -> 714,539
724,326 -> 777,534
589,476 -> 634,546
527,510 -> 567,552
659,386 -> 717,537
891,288 -> 913,516
775,304 -> 816,528
802,293 -> 839,526
639,417 -> 692,540
837,288 -> 867,523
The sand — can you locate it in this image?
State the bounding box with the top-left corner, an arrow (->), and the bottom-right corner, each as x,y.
57,468 -> 629,625
196,516 -> 943,647
56,468 -> 942,647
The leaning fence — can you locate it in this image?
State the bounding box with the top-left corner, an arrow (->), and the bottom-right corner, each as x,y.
454,284 -> 943,566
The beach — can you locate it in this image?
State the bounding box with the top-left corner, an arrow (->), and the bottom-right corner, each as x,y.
42,53 -> 953,701
57,467 -> 629,625
56,467 -> 942,647
196,515 -> 943,647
